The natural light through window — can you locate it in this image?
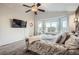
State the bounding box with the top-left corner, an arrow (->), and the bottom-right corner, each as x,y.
37,16 -> 68,34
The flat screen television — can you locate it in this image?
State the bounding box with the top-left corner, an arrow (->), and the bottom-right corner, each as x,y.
11,19 -> 27,28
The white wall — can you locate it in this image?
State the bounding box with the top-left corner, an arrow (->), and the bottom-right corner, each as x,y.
0,3 -> 34,46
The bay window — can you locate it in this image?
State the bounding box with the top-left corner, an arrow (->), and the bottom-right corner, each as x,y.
37,16 -> 69,34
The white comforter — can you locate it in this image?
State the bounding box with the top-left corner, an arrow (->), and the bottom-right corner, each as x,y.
28,34 -> 60,44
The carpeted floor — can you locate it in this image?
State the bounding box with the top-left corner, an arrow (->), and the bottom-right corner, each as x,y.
0,40 -> 38,55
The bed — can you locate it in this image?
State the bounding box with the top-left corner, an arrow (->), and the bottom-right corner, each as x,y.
26,33 -> 79,55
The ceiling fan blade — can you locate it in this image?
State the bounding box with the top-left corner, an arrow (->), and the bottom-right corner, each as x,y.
32,3 -> 35,7
34,12 -> 37,15
38,9 -> 45,12
23,4 -> 31,8
37,3 -> 41,7
25,9 -> 31,13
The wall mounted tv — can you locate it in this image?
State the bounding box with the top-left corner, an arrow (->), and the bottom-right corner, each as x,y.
11,19 -> 27,28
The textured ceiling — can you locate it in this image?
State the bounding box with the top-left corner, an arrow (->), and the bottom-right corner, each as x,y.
0,3 -> 79,12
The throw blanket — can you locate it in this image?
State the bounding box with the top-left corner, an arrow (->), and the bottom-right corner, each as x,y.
28,40 -> 67,55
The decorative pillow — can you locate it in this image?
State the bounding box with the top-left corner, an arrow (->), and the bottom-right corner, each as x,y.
56,32 -> 70,44
74,31 -> 79,37
65,34 -> 79,49
55,34 -> 62,43
59,32 -> 70,44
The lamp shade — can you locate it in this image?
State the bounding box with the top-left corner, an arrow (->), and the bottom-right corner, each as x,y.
75,6 -> 79,18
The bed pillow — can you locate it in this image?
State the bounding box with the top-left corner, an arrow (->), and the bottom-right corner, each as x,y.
65,34 -> 79,49
59,32 -> 70,44
55,32 -> 70,44
55,33 -> 62,43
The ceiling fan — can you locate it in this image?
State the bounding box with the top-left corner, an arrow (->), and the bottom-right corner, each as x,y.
23,3 -> 45,15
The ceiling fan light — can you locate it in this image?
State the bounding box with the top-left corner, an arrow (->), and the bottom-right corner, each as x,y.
32,6 -> 38,12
